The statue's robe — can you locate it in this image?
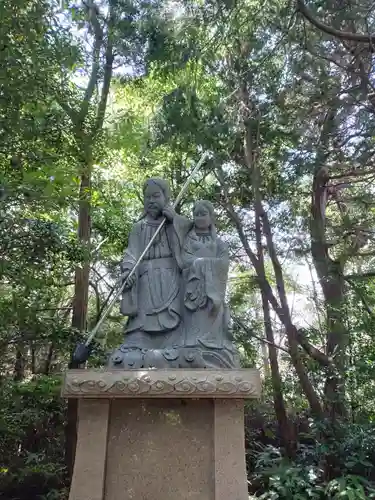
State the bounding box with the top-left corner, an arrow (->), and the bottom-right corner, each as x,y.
120,218 -> 181,348
173,215 -> 233,351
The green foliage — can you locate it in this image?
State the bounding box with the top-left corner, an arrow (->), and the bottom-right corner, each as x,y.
255,462 -> 375,500
0,376 -> 67,500
2,0 -> 375,498
248,420 -> 375,499
257,462 -> 323,499
325,475 -> 375,500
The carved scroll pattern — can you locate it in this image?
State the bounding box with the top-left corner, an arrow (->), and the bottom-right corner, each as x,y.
63,370 -> 260,399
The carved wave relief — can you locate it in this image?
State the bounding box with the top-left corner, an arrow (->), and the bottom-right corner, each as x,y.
62,369 -> 261,399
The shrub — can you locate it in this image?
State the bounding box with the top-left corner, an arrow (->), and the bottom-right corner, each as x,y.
0,376 -> 67,500
247,415 -> 375,499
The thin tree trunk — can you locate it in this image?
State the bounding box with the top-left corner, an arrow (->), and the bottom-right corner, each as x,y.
255,209 -> 296,458
14,346 -> 25,381
240,84 -> 324,416
71,171 -> 91,331
43,343 -> 54,375
30,342 -> 36,374
66,164 -> 92,481
216,80 -> 325,417
260,336 -> 270,378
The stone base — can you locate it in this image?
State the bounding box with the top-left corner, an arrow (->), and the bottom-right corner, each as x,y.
63,369 -> 261,500
108,344 -> 240,369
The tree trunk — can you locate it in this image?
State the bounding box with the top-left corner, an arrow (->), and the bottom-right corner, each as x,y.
237,96 -> 324,417
71,171 -> 91,331
30,342 -> 36,374
310,167 -> 348,420
260,336 -> 270,378
13,345 -> 25,381
255,211 -> 296,458
323,261 -> 347,420
43,343 -> 54,375
65,163 -> 92,481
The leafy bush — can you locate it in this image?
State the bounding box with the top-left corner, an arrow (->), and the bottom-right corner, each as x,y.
0,376 -> 67,500
325,475 -> 375,499
251,445 -> 324,499
247,418 -> 375,499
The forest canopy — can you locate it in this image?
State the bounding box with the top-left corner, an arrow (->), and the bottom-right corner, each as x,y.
1,0 -> 375,498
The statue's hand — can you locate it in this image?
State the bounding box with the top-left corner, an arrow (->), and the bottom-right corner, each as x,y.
162,205 -> 176,222
122,271 -> 136,289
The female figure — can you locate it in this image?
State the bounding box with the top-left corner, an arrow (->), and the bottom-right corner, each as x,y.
175,200 -> 239,368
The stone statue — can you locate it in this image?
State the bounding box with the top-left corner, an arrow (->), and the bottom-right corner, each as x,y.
109,178 -> 182,367
108,180 -> 239,369
174,200 -> 239,368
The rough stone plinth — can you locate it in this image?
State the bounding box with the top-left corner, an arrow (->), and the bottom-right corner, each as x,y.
64,369 -> 261,500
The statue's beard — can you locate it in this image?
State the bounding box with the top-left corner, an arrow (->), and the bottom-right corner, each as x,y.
146,204 -> 162,219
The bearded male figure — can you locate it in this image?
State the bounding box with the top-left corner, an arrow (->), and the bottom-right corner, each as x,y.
109,178 -> 182,368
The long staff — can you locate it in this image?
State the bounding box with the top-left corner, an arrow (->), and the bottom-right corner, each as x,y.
71,152 -> 209,364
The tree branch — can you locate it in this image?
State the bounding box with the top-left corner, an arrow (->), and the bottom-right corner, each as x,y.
233,316 -> 289,354
79,0 -> 104,124
95,6 -> 115,132
97,286 -> 115,319
91,266 -> 113,289
89,280 -> 101,323
344,271 -> 375,280
296,329 -> 332,366
217,165 -> 330,368
297,0 -> 375,43
345,278 -> 375,318
57,99 -> 78,126
329,167 -> 375,180
357,250 -> 375,257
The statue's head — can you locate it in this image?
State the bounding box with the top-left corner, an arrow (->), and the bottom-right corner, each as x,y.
143,178 -> 171,219
193,200 -> 215,231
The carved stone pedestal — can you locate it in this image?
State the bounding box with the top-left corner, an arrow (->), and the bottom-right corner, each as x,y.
63,369 -> 261,500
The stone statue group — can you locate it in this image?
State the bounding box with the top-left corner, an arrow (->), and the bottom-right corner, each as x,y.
109,178 -> 239,369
